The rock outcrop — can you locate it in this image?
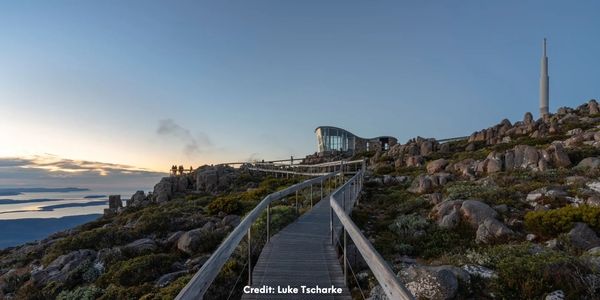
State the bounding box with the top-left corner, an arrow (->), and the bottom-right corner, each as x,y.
399,264 -> 468,300
31,250 -> 97,286
152,165 -> 239,203
127,190 -> 149,207
568,222 -> 600,251
408,173 -> 452,194
576,157 -> 600,170
426,159 -> 449,174
431,200 -> 513,244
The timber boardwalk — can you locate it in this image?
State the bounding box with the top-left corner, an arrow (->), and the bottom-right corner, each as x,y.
241,195 -> 351,300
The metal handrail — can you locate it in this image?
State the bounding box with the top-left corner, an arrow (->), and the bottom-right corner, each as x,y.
252,158 -> 365,168
437,136 -> 468,143
176,170 -> 340,299
330,169 -> 415,300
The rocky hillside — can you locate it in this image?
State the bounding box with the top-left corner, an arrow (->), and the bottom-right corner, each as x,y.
355,99 -> 600,299
0,166 -> 309,299
2,99 -> 600,300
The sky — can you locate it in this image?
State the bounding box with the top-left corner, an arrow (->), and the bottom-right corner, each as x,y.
1,1 -> 600,186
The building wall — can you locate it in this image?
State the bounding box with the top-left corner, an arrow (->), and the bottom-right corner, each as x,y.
315,126 -> 397,154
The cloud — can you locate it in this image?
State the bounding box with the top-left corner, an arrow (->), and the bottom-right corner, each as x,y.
156,119 -> 212,156
0,155 -> 166,189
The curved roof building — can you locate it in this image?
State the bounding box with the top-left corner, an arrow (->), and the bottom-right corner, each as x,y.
315,126 -> 397,153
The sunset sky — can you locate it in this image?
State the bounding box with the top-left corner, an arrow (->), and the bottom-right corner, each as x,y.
2,1 -> 600,185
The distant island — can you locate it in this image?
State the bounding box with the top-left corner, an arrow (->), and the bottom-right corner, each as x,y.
83,195 -> 106,199
0,214 -> 102,249
0,187 -> 89,196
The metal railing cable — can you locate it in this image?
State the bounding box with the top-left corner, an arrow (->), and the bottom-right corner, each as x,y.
225,226 -> 268,300
330,166 -> 415,300
333,230 -> 367,300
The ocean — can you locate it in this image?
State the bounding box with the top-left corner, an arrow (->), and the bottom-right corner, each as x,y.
0,188 -> 145,249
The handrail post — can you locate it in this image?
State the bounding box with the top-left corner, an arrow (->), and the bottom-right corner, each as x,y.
295,190 -> 299,215
248,227 -> 252,285
356,178 -> 360,206
343,228 -> 347,284
342,189 -> 346,213
267,203 -> 271,243
330,202 -> 334,245
320,179 -> 323,201
310,184 -> 313,208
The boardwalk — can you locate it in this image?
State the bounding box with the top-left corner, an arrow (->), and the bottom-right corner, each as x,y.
241,196 -> 351,300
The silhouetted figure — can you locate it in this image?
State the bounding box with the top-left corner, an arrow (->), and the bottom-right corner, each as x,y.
178,165 -> 184,175
171,165 -> 177,176
189,166 -> 193,173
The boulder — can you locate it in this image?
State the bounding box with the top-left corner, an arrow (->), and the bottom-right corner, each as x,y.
221,215 -> 241,228
576,157 -> 600,170
545,239 -> 562,250
426,193 -> 443,205
427,159 -> 449,175
513,145 -> 540,170
567,222 -> 600,250
382,175 -> 395,185
524,112 -> 534,125
547,143 -> 571,168
432,173 -> 453,186
128,190 -> 147,207
153,177 -> 174,203
405,155 -> 424,167
195,165 -> 236,193
177,228 -> 209,255
439,143 -> 450,153
545,290 -> 565,300
408,175 -> 434,194
439,207 -> 461,229
589,99 -> 599,115
394,159 -> 404,169
108,195 -> 122,210
430,200 -> 463,223
475,218 -> 514,244
32,250 -> 97,286
549,120 -> 559,134
525,186 -> 568,207
399,264 -> 459,300
420,140 -> 435,156
121,238 -> 157,254
461,264 -> 496,279
177,176 -> 191,191
486,158 -> 502,173
587,247 -> 600,256
494,204 -> 508,213
452,159 -> 476,177
395,176 -> 410,184
156,271 -> 187,288
567,128 -> 583,136
166,231 -> 185,245
476,156 -> 503,174
587,196 -> 600,207
587,181 -> 600,193
460,200 -> 498,228
96,248 -> 122,266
